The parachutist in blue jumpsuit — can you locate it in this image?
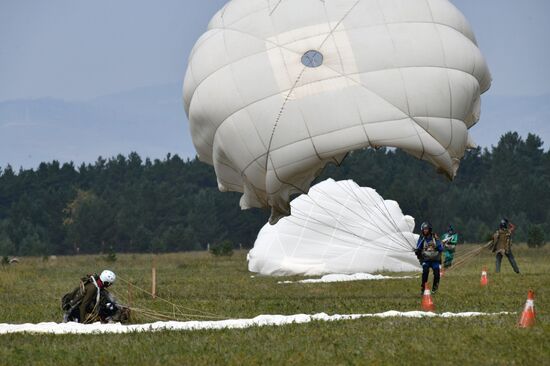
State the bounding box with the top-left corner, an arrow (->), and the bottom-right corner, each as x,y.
415,222 -> 443,294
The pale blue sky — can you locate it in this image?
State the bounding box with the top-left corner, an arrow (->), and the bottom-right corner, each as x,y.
0,0 -> 549,169
1,0 -> 549,101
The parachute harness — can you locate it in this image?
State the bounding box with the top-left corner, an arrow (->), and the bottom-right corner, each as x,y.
83,275 -> 102,324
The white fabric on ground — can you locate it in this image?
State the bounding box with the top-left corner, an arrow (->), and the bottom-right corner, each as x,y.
278,273 -> 416,284
248,179 -> 420,276
0,311 -> 512,335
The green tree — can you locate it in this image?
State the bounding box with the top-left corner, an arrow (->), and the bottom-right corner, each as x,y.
63,190 -> 113,253
527,225 -> 545,248
0,233 -> 15,256
0,132 -> 548,254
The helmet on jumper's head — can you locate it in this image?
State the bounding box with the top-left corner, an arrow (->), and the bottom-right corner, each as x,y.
100,270 -> 116,287
421,222 -> 432,233
499,219 -> 509,229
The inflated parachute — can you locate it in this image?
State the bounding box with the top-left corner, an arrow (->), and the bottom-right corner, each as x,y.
183,0 -> 492,222
248,179 -> 420,276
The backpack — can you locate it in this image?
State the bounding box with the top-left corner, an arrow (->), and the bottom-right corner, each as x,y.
61,274 -> 98,311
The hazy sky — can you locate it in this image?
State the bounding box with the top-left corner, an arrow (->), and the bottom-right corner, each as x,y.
1,0 -> 549,102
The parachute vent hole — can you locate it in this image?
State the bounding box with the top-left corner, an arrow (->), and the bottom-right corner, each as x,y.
301,50 -> 324,68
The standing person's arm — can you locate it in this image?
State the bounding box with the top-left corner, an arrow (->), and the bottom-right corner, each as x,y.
451,233 -> 458,244
508,224 -> 515,252
435,238 -> 444,264
490,231 -> 498,252
414,237 -> 423,261
435,237 -> 444,252
506,232 -> 513,252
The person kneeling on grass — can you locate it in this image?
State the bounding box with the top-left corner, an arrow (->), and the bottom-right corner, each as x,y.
415,222 -> 443,295
61,270 -> 128,324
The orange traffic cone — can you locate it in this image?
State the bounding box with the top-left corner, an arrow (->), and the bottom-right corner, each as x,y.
518,290 -> 536,328
422,285 -> 435,312
480,267 -> 488,287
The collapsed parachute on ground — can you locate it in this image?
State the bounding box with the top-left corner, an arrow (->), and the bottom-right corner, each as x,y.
184,0 -> 492,222
247,179 -> 420,276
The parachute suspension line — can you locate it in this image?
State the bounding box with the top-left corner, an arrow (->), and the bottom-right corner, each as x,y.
308,182 -> 415,252
268,0 -> 284,16
340,181 -> 414,250
339,182 -> 406,242
300,190 -> 404,250
354,184 -> 415,251
128,307 -> 225,321
289,199 -> 377,247
292,181 -> 415,252
329,181 -> 416,252
286,183 -> 415,253
445,242 -> 492,273
312,184 -> 390,233
304,190 -> 390,240
110,289 -> 213,322
109,290 -> 195,322
333,182 -> 403,238
307,188 -> 413,252
264,67 -> 307,171
286,208 -> 412,254
117,276 -> 227,320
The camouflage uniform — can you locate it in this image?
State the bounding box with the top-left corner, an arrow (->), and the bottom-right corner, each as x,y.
491,228 -> 520,273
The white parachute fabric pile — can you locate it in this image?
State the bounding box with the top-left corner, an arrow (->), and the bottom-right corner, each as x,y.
183,0 -> 492,222
278,273 -> 416,284
0,312 -> 512,335
248,179 -> 420,276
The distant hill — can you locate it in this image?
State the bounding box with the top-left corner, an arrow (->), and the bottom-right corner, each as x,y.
1,84 -> 548,169
0,83 -> 194,169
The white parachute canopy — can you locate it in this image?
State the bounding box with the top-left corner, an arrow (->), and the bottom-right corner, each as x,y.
184,0 -> 492,222
248,179 -> 420,276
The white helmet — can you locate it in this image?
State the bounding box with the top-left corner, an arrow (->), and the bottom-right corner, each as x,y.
100,270 -> 116,287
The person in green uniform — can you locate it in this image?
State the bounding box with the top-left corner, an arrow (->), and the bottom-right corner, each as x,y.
62,270 -> 116,323
441,225 -> 458,268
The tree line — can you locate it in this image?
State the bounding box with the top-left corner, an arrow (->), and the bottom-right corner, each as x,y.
0,131 -> 548,256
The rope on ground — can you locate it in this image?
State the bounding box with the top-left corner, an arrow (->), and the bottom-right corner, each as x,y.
116,276 -> 227,321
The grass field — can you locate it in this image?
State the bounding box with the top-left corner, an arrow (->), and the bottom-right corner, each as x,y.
0,245 -> 548,365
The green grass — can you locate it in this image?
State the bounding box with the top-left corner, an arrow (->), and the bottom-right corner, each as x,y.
0,245 -> 548,365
